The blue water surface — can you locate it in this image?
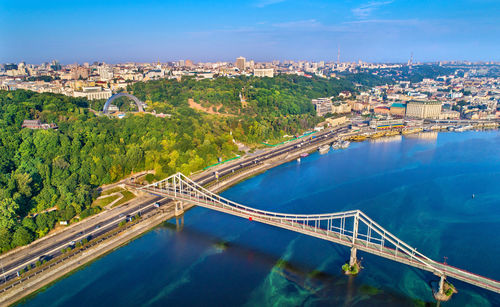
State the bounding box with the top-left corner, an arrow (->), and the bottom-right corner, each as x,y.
18,131 -> 500,306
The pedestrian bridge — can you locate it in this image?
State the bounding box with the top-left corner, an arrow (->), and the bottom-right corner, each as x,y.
137,172 -> 500,296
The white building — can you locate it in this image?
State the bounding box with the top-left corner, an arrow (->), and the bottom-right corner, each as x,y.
253,68 -> 274,78
73,87 -> 112,100
406,101 -> 442,119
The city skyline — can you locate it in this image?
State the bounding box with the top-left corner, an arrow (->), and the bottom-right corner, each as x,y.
1,0 -> 499,64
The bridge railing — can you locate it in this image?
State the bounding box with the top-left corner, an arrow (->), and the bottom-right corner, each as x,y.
141,172 -> 444,275
356,212 -> 442,274
142,172 -> 359,221
136,172 -> 500,292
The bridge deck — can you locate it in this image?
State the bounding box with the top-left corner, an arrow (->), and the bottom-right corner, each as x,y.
137,173 -> 500,294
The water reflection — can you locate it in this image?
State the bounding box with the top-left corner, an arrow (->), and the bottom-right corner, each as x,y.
405,131 -> 438,141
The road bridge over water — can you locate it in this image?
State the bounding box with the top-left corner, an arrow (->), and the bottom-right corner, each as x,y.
135,172 -> 500,299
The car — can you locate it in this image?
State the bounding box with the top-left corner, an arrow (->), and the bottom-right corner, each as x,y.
119,213 -> 124,217
95,225 -> 101,229
70,241 -> 76,246
154,202 -> 161,208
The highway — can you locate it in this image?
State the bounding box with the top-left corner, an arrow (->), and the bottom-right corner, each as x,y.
0,125 -> 350,288
0,197 -> 169,285
196,125 -> 350,186
6,121 -> 489,288
2,120 -> 497,288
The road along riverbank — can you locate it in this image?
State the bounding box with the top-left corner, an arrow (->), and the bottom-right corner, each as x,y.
2,125 -> 498,305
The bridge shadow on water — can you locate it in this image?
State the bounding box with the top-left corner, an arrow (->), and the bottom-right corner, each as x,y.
161,218 -> 437,306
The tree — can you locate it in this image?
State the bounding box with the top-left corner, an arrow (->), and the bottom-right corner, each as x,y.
22,217 -> 37,234
0,228 -> 12,252
11,226 -> 34,247
0,198 -> 19,230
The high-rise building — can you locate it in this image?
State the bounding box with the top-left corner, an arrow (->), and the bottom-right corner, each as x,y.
235,57 -> 246,71
71,66 -> 89,80
406,101 -> 441,119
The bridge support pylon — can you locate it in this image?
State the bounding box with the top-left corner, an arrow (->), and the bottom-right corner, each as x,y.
342,212 -> 361,275
349,247 -> 358,267
174,201 -> 184,217
434,274 -> 456,302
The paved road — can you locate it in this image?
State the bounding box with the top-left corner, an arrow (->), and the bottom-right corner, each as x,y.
196,125 -> 349,186
0,196 -> 168,285
1,121 -> 496,287
0,124 -> 362,286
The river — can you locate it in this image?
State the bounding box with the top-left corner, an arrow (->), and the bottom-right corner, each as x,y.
18,130 -> 500,306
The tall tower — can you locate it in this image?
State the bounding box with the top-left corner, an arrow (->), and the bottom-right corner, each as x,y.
236,57 -> 246,71
408,52 -> 413,67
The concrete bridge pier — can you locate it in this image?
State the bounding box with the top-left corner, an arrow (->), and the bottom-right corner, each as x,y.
343,212 -> 361,275
174,201 -> 184,217
434,274 -> 456,301
175,216 -> 184,231
438,275 -> 445,295
349,247 -> 358,267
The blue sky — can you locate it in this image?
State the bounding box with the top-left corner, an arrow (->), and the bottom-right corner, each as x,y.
1,0 -> 498,63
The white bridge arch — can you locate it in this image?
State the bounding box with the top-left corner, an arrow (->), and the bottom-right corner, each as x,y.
135,172 -> 500,295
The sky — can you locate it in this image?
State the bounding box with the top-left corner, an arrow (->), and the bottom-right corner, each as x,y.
1,0 -> 499,64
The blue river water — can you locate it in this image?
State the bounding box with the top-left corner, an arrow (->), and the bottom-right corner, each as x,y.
18,131 -> 500,306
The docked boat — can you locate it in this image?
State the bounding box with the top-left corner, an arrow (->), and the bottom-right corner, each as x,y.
300,153 -> 309,158
332,141 -> 341,150
318,144 -> 330,154
384,130 -> 400,137
349,135 -> 367,142
371,131 -> 386,139
340,140 -> 350,149
402,127 -> 423,135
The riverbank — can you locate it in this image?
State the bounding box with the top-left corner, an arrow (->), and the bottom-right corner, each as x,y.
15,130 -> 500,307
3,127 -> 499,305
0,201 -> 198,306
0,127 -> 338,306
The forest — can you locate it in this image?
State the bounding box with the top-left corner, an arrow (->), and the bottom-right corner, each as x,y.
0,74 -> 385,252
0,90 -> 236,252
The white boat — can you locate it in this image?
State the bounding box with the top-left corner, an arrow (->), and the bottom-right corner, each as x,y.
340,141 -> 350,149
318,144 -> 330,154
332,141 -> 340,150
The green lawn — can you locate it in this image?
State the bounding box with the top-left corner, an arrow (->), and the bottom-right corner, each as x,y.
112,190 -> 136,207
92,194 -> 120,208
100,187 -> 125,196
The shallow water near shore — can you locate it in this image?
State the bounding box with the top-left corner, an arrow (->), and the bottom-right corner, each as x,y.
18,130 -> 500,306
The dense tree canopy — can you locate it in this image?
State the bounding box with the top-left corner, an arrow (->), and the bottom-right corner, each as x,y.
0,90 -> 237,252
0,74 -> 371,252
130,75 -> 358,116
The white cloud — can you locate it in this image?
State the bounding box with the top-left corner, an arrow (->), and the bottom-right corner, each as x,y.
272,19 -> 321,29
345,18 -> 419,25
255,0 -> 287,8
352,1 -> 394,19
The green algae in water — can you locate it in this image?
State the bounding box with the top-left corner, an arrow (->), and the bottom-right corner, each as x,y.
359,284 -> 381,295
214,241 -> 229,251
